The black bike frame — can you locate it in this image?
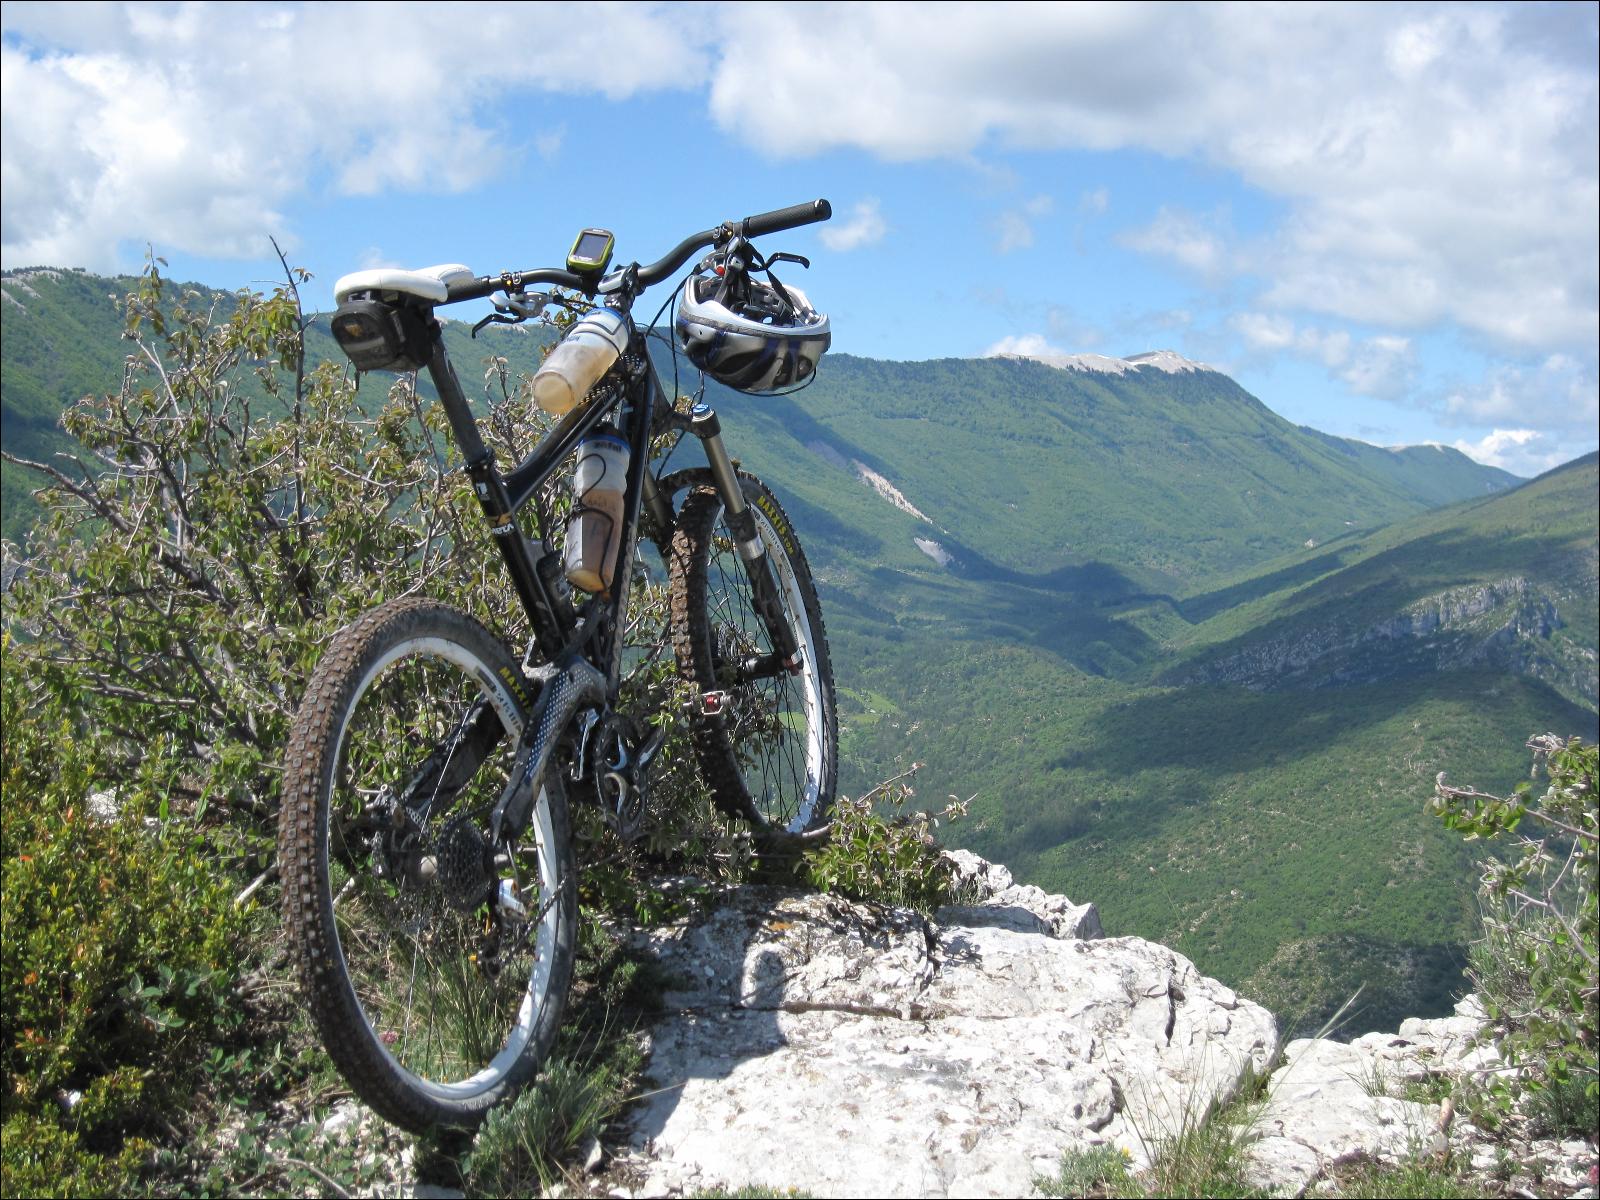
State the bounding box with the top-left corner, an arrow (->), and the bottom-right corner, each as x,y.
421,299 -> 786,704
420,309 -> 659,696
383,197 -> 832,840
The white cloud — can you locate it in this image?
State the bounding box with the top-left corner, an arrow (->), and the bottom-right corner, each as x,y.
983,333 -> 1068,358
819,198 -> 887,252
1121,207 -> 1228,276
1,6 -> 709,269
1441,354 -> 1599,434
1231,312 -> 1298,352
1450,428 -> 1573,477
1338,335 -> 1416,400
1231,313 -> 1417,399
706,4 -> 1597,356
994,194 -> 1053,253
4,1 -> 1596,411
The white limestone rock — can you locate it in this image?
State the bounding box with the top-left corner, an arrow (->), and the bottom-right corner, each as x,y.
1239,993 -> 1564,1199
625,877 -> 1276,1198
1248,1037 -> 1436,1171
938,848 -> 1104,940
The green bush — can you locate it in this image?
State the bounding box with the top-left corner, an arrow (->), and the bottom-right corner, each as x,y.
803,767 -> 967,911
2,260 -> 535,835
0,638 -> 250,1195
1430,733 -> 1598,1127
0,262 -> 752,1191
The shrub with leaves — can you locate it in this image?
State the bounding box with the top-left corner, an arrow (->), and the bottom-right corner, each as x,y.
0,636 -> 250,1196
0,257 -> 964,1190
803,766 -> 968,911
0,258 -> 558,837
1430,733 -> 1598,1120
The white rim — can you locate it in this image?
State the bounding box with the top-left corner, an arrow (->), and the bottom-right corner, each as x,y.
327,635 -> 561,1101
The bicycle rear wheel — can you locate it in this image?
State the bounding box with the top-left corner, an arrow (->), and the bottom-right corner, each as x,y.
278,598 -> 575,1132
668,474 -> 837,833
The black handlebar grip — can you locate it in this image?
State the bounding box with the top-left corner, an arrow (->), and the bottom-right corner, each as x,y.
741,199 -> 833,238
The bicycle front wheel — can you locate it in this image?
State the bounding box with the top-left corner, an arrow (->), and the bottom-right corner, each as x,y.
278,598 -> 576,1132
669,473 -> 838,833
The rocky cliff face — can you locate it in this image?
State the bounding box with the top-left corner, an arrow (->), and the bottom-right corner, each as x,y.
589,854 -> 1595,1200
288,853 -> 1592,1199
608,854 -> 1275,1198
1180,576 -> 1597,707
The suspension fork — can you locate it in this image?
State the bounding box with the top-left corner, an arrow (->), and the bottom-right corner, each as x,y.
688,404 -> 802,673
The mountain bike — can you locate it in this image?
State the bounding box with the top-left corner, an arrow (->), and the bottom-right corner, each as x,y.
277,200 -> 839,1132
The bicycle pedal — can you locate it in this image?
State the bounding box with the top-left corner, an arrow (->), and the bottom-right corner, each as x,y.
698,690 -> 730,717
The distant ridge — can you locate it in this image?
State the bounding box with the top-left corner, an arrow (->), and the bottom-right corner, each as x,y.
3,265 -> 1588,1040
993,348 -> 1213,376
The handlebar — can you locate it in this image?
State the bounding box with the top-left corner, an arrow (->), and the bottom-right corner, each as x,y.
444,198 -> 832,304
740,199 -> 832,238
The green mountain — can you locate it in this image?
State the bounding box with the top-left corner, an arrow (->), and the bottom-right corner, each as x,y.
6,267 -> 1586,1038
709,353 -> 1517,591
692,356 -> 1587,1035
2,269 -> 138,536
1164,454 -> 1599,707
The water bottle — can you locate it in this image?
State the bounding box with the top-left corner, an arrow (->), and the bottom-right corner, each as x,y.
531,308 -> 628,415
564,428 -> 630,594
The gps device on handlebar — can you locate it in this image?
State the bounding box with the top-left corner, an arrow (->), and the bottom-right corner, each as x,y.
566,228 -> 614,276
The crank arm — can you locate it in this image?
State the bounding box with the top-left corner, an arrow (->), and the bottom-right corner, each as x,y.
635,722 -> 668,770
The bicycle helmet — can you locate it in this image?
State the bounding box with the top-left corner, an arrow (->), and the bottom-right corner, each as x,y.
675,267 -> 830,394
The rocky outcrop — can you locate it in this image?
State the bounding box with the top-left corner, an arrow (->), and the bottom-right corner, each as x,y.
283,853 -> 1595,1199
805,439 -> 933,523
596,860 -> 1595,1199
610,863 -> 1275,1198
1246,995 -> 1596,1198
1180,576 -> 1596,705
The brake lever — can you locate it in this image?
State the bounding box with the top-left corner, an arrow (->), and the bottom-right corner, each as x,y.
766,251 -> 810,270
493,289 -> 550,318
472,312 -> 522,338
472,290 -> 551,338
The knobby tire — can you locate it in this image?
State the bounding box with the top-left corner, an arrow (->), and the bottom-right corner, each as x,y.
278,598 -> 576,1132
668,474 -> 838,833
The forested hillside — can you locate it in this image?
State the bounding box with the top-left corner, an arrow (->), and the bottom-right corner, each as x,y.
693,355 -> 1589,1034
1,268 -> 555,541
707,352 -> 1515,590
807,457 -> 1597,1032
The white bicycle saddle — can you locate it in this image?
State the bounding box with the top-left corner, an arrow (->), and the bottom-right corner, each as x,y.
333,263 -> 475,304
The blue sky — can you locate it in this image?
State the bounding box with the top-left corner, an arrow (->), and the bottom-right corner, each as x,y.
3,2 -> 1596,476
